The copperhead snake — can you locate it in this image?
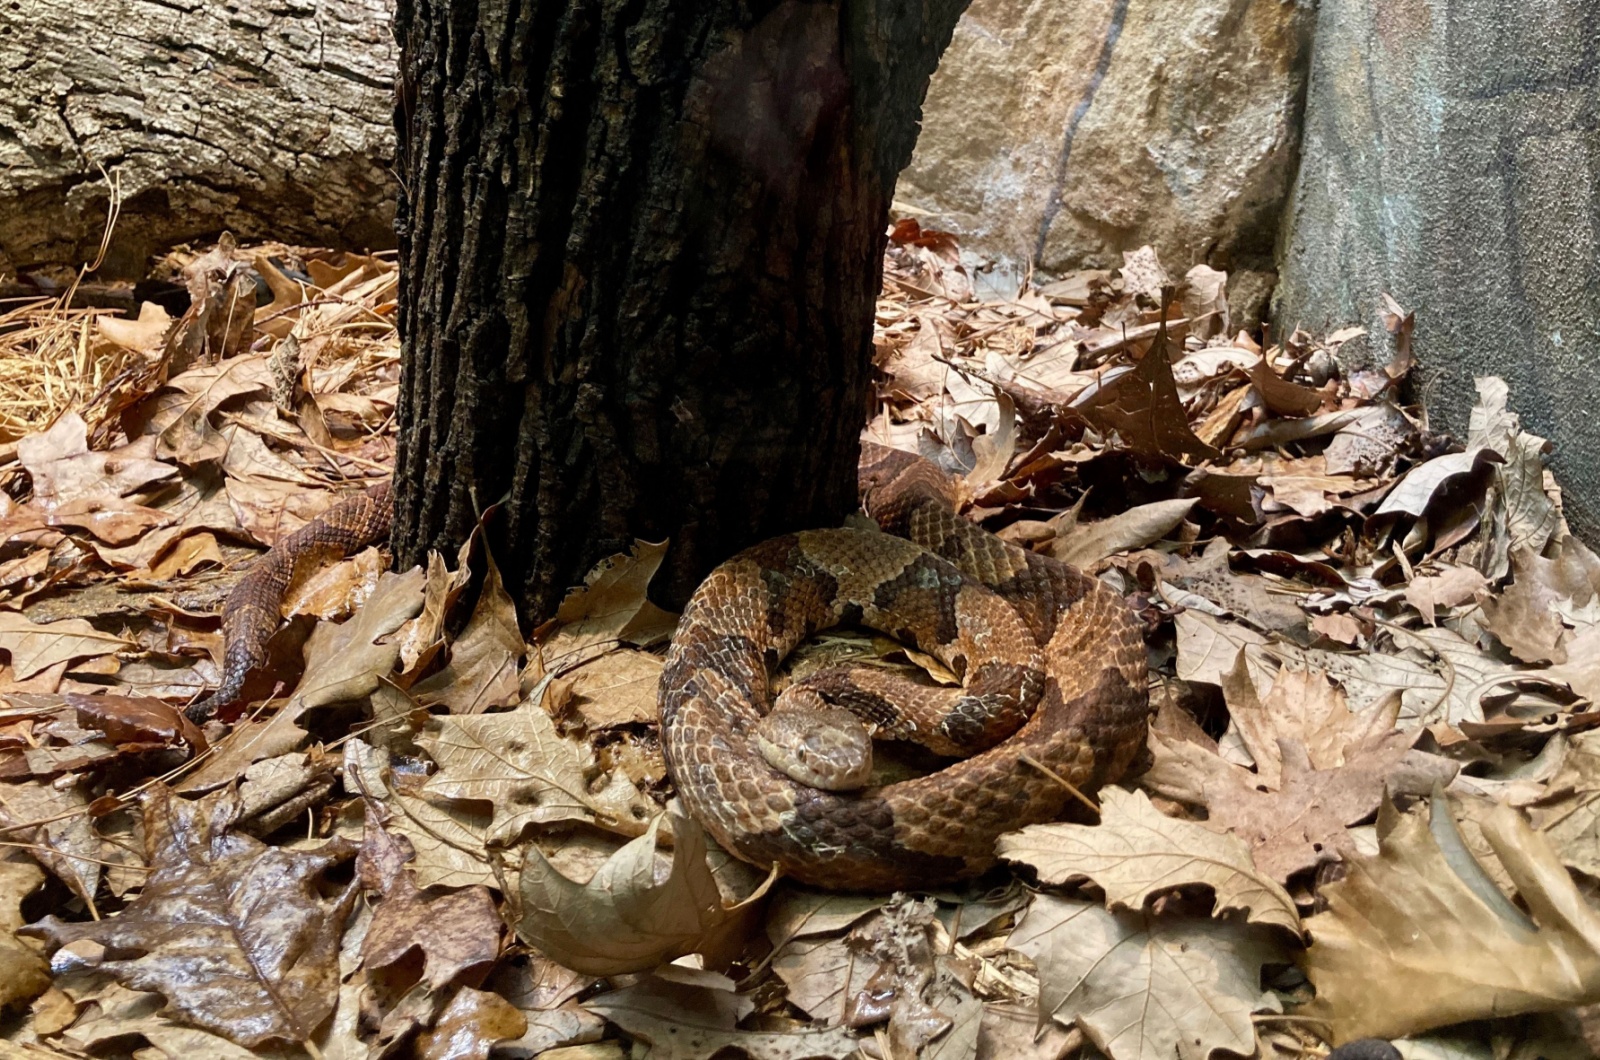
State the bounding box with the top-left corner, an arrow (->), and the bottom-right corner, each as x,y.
192,446 -> 1149,892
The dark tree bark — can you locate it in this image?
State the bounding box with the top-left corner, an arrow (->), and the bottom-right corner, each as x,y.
391,0 -> 968,617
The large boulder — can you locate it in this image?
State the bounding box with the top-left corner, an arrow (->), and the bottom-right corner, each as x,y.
2,0 -> 397,278
899,0 -> 1316,322
1274,0 -> 1600,539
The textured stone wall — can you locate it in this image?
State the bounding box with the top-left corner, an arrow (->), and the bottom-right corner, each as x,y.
1,0 -> 397,277
1275,0 -> 1600,538
899,0 -> 1316,323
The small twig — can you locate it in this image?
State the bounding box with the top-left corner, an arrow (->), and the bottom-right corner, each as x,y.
1018,752 -> 1099,816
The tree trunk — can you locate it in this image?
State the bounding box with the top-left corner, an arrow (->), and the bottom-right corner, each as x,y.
392,0 -> 969,616
2,0 -> 397,278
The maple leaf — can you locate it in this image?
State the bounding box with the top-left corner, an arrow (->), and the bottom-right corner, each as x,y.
418,690 -> 652,845
357,812 -> 502,994
1143,685 -> 1438,882
1303,796 -> 1600,1043
1008,893 -> 1285,1060
21,785 -> 357,1050
516,809 -> 771,976
998,787 -> 1299,931
344,739 -> 496,891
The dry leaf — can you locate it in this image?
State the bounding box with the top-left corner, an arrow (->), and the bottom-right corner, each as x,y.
411,547 -> 522,713
1008,894 -> 1284,1060
1050,499 -> 1195,569
585,972 -> 860,1060
1143,725 -> 1425,882
289,567 -> 427,713
1303,797 -> 1600,1042
998,787 -> 1298,930
22,785 -> 356,1049
544,540 -> 677,671
0,615 -> 130,680
1404,565 -> 1490,625
413,986 -> 528,1060
358,813 -> 503,993
0,851 -> 48,1009
516,809 -> 769,976
418,689 -> 651,844
552,648 -> 663,729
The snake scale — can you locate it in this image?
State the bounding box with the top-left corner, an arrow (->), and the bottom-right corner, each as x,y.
660,443 -> 1149,891
185,482 -> 393,722
193,445 -> 1148,892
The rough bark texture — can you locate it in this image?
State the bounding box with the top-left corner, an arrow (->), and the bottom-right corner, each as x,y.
1275,0 -> 1600,540
392,0 -> 969,616
2,0 -> 397,277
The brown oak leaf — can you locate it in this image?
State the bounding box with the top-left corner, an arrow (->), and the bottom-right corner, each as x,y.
22,784 -> 356,1050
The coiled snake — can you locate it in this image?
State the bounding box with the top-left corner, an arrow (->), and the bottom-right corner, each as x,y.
659,443 -> 1149,891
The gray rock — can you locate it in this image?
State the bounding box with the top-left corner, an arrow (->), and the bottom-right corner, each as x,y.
900,0 -> 1316,326
1275,0 -> 1600,538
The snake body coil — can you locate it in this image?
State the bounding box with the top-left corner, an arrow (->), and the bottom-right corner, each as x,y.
660,444 -> 1149,891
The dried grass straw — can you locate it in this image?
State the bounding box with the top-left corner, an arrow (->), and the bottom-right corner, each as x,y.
0,169 -> 148,441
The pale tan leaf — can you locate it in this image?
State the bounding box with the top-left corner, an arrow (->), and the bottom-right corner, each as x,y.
1303,797 -> 1600,1043
545,540 -> 676,669
418,690 -> 650,844
1404,566 -> 1490,625
585,972 -> 859,1060
1008,894 -> 1284,1060
343,739 -> 494,890
1468,376 -> 1559,555
1375,448 -> 1499,518
1141,727 -> 1439,882
997,787 -> 1298,930
17,415 -> 176,509
517,810 -> 769,977
290,567 -> 426,713
411,547 -> 522,713
0,614 -> 130,680
1050,499 -> 1195,570
553,649 -> 663,729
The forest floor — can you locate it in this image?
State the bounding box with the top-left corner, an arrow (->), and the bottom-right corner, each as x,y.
0,224 -> 1595,1060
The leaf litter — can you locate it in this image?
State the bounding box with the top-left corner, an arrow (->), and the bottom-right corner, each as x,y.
0,228 -> 1596,1059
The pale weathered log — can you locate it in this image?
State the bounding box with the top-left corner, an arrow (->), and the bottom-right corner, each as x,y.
1,0 -> 398,277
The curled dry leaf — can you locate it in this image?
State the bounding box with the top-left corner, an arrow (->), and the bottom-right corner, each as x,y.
1049,499 -> 1195,570
0,851 -> 48,1009
585,971 -> 861,1060
1303,797 -> 1600,1043
410,547 -> 522,713
997,786 -> 1299,931
1008,894 -> 1285,1060
516,809 -> 771,977
21,785 -> 357,1050
0,614 -> 131,680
